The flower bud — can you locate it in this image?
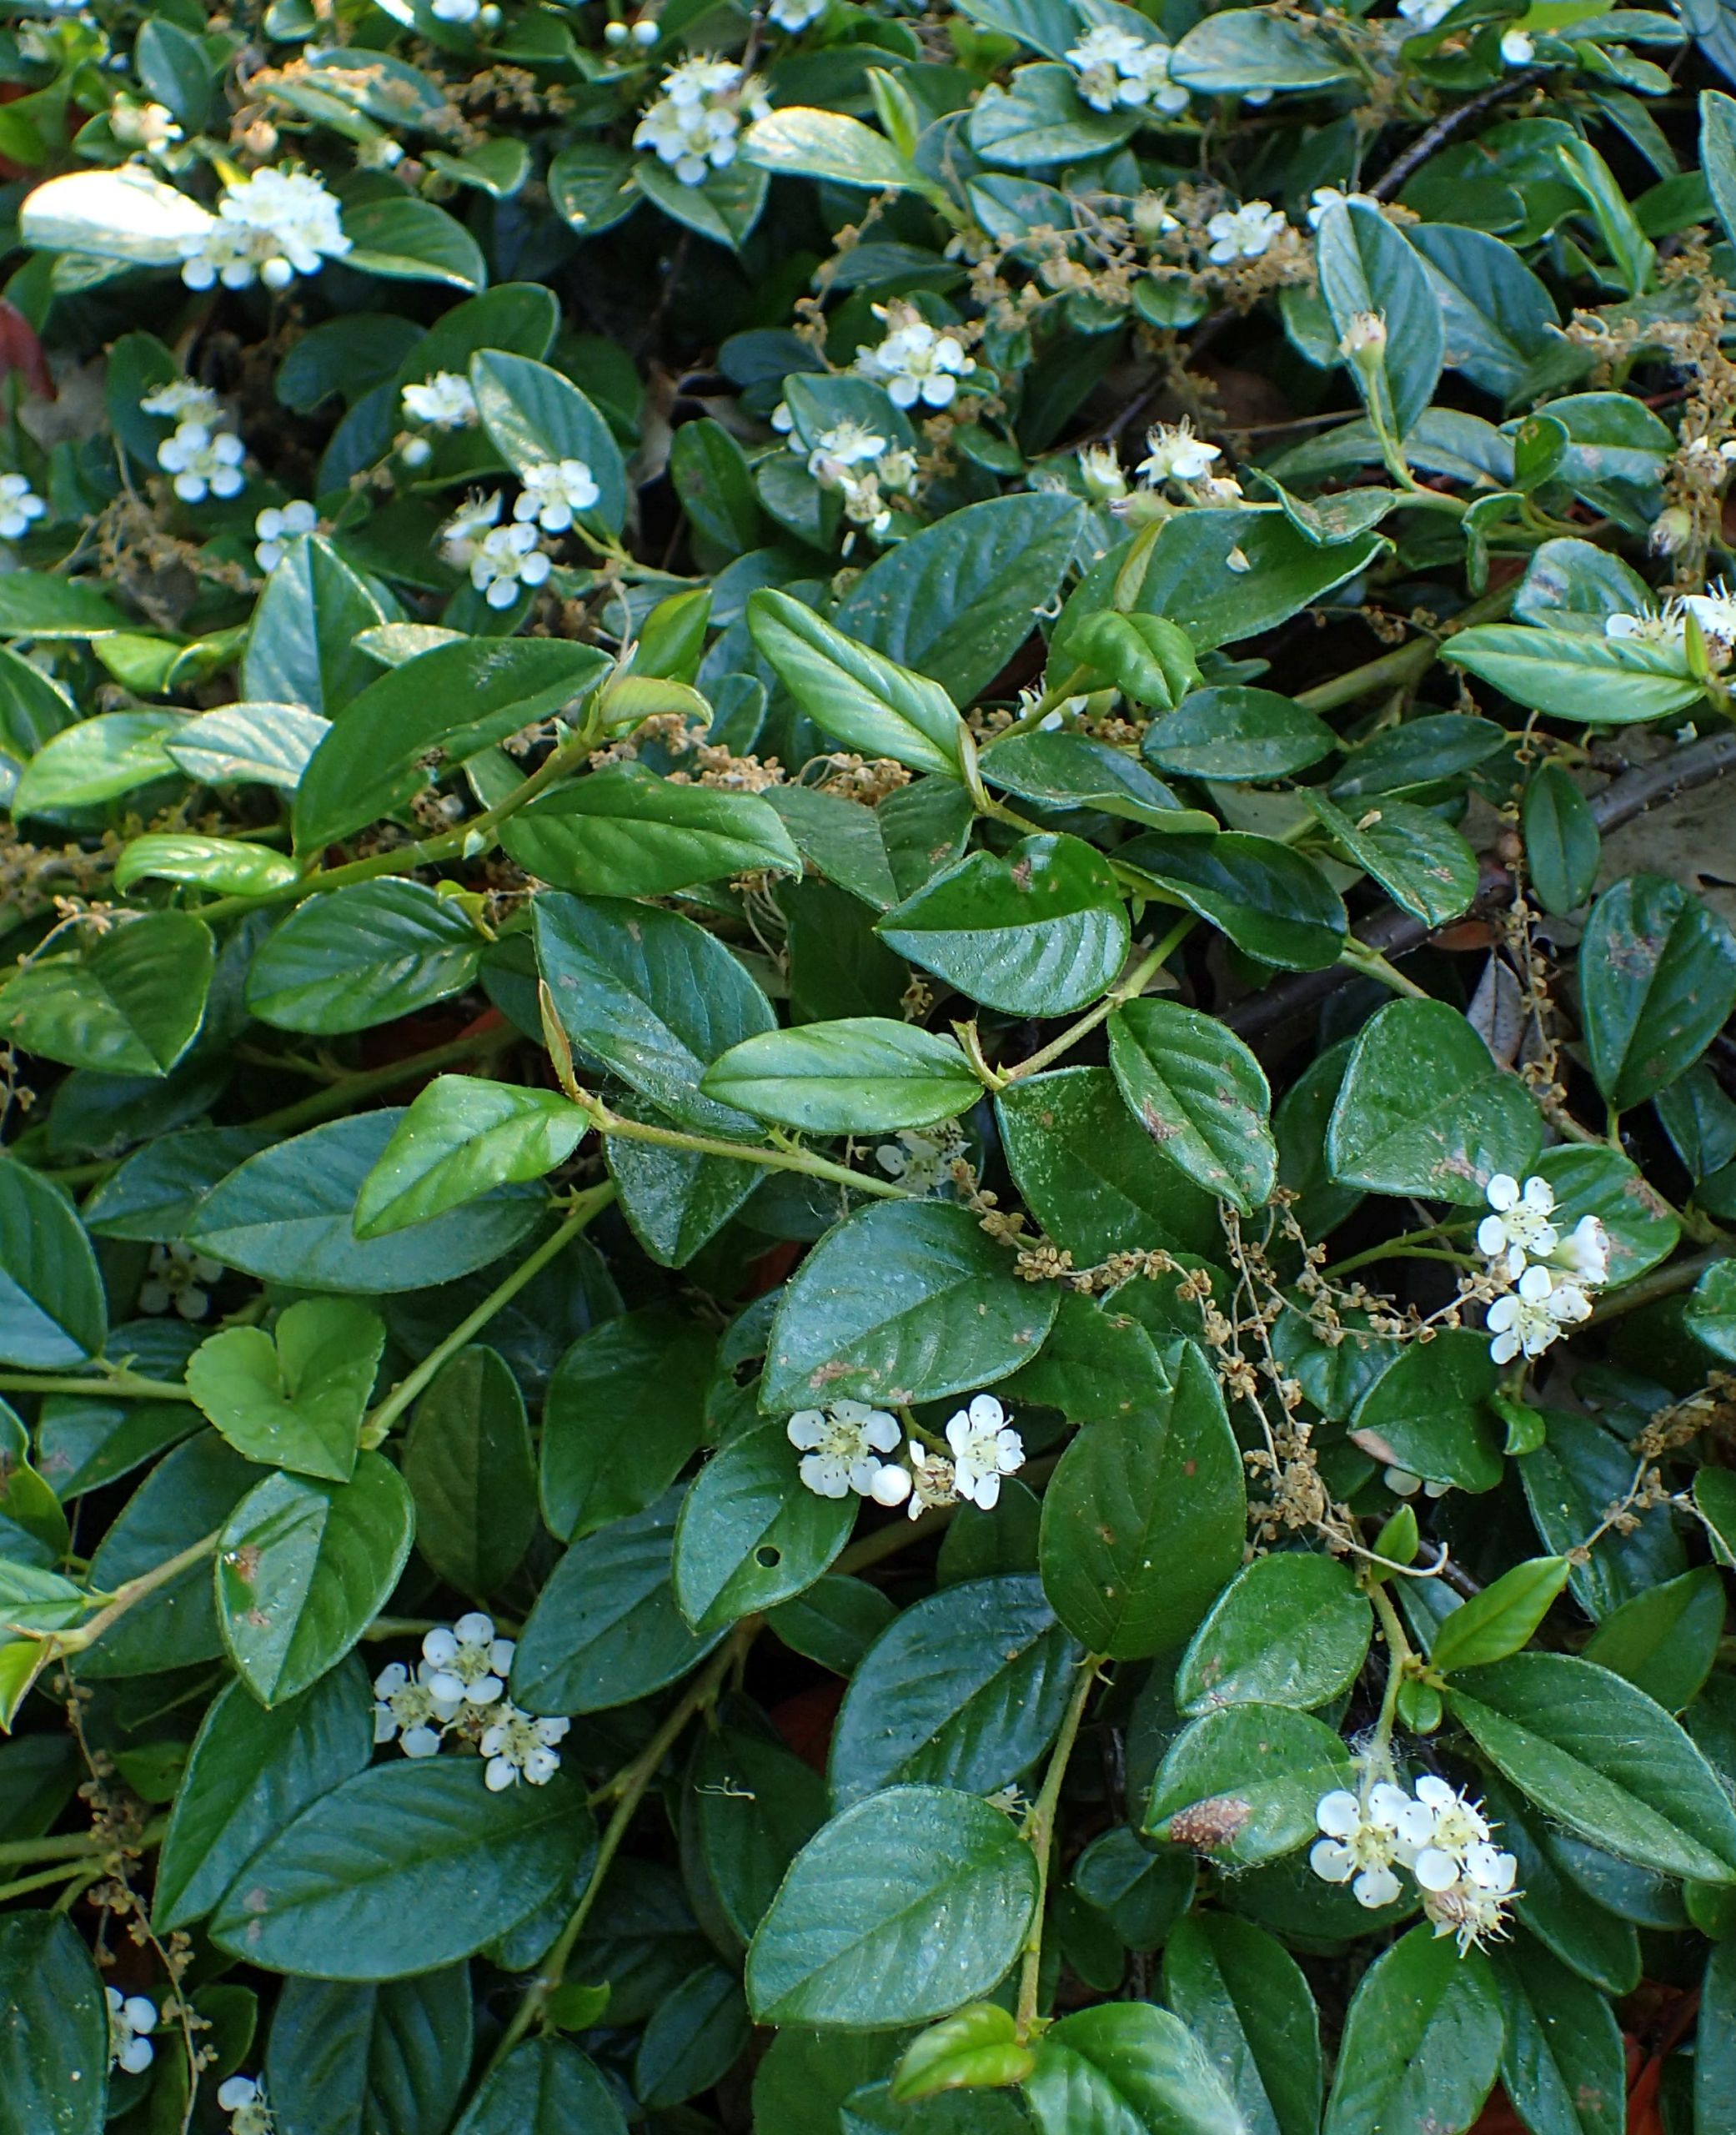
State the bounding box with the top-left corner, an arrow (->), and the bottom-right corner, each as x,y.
1649,505 -> 1693,556
1339,309 -> 1387,363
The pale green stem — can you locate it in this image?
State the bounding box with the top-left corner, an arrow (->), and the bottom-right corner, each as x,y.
1366,1580 -> 1416,1779
1016,1655 -> 1102,2039
1004,915 -> 1197,1083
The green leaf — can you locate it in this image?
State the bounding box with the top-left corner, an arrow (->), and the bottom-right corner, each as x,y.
1162,1915 -> 1322,2135
191,1112 -> 544,1292
0,912 -> 213,1077
1176,1552 -> 1372,1716
166,701 -> 331,791
452,2039 -> 627,2135
186,1298 -> 384,1481
1146,1703 -> 1354,1868
1493,1936 -> 1624,2135
217,1452 -> 417,1705
874,833 -> 1129,1019
831,494 -> 1087,706
1142,688 -> 1336,783
13,710 -> 180,814
1408,222 -> 1563,400
760,1199 -> 1060,1411
979,730 -> 1213,832
1478,1772 -> 1639,1998
1171,8 -> 1356,90
1039,1339 -> 1246,1660
548,143 -> 640,239
343,195 -> 487,290
1106,999 -> 1275,1216
1023,2001 -> 1247,2135
702,1017 -> 982,1134
1688,1259 -> 1736,1363
1441,624 -> 1703,723
502,764 -> 800,896
1581,1565 -> 1725,1712
403,1344 -> 537,1598
745,1784 -> 1039,2027
967,62 -> 1140,168
0,1158 -> 106,1369
996,1068 -> 1221,1264
0,1912 -> 108,2135
1696,1938 -> 1736,2135
830,1575 -> 1083,1809
1351,1329 -> 1503,1494
1536,1141 -> 1679,1286
533,892 -> 775,1138
672,1417 -> 855,1634
1071,1826 -> 1195,1952
211,1762 -> 593,1980
153,1663 -> 373,1931
893,2004 -> 1034,2102
1001,1291 -> 1177,1428
1430,1556 -> 1571,1674
636,156 -> 767,251
293,636 -> 608,853
354,1078 -> 585,1238
242,535 -> 393,721
1316,201 -> 1445,438
695,1723 -> 829,1944
1117,831 -> 1347,972
1703,90 -> 1736,252
511,1490 -> 726,1716
468,352 -> 629,534
635,1965 -> 751,2109
744,106 -> 926,190
1303,791 -> 1479,929
1447,1653 -> 1736,1882
263,1968 -> 473,2135
1580,874 -> 1736,1113
1323,1926 -> 1502,2135
541,1310 -> 713,1541
1327,997 -> 1543,1204
113,833 -> 299,897
748,589 -> 966,779
1523,761 -> 1601,916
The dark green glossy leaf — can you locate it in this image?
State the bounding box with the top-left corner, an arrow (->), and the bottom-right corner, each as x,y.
0,1158 -> 106,1369
247,882 -> 484,1036
1176,1552 -> 1371,1716
263,1966 -> 473,2135
1106,999 -> 1275,1215
354,1078 -> 585,1238
542,1310 -> 713,1540
0,912 -> 213,1077
1118,831 -> 1347,972
1352,1329 -> 1504,1494
451,2039 -> 626,2135
502,764 -> 800,897
1142,688 -> 1336,783
1323,1927 -> 1501,2135
1023,2000 -> 1246,2135
1146,1703 -> 1354,1869
702,1018 -> 981,1133
672,1418 -> 855,1634
404,1344 -> 538,1598
0,1912 -> 107,2135
1580,874 -> 1736,1113
1162,1915 -> 1322,2135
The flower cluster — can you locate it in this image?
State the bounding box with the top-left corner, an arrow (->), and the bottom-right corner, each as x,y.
1065,26 -> 1188,116
145,379 -> 247,505
373,1614 -> 570,1789
254,501 -> 318,573
634,58 -> 770,187
800,419 -> 918,542
514,459 -> 600,533
1206,200 -> 1286,264
787,1391 -> 1026,1513
786,1398 -> 901,1498
855,304 -> 976,411
0,473 -> 46,543
1608,582 -> 1736,666
218,2076 -> 274,2135
874,1122 -> 965,1196
178,167 -> 350,294
107,1988 -> 157,2076
1311,1776 -> 1520,1952
1478,1173 -> 1609,1365
439,493 -> 552,609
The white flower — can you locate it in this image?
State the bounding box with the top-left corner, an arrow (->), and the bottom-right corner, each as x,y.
635,59 -> 768,187
139,1241 -> 223,1319
1477,1173 -> 1558,1278
439,490 -> 504,568
180,167 -> 350,293
469,522 -> 551,609
158,423 -> 245,504
1412,1774 -> 1493,1856
107,1989 -> 157,2077
1487,1263 -> 1570,1364
855,309 -> 976,410
479,1701 -> 570,1790
1137,417 -> 1220,485
514,459 -> 600,532
805,419 -> 887,485
1117,40 -> 1188,115
786,1399 -> 901,1498
769,0 -> 826,28
111,100 -> 182,153
253,500 -> 318,571
423,1613 -> 516,1706
1605,602 -> 1688,651
1397,0 -> 1456,25
1422,1846 -> 1519,1953
1206,201 -> 1285,264
218,2077 -> 275,2135
1683,580 -> 1736,660
433,0 -> 481,17
875,1123 -> 963,1197
870,1460 -> 914,1507
905,1441 -> 959,1518
401,373 -> 478,430
946,1393 -> 1024,1510
1066,25 -> 1147,111
1500,28 -> 1535,62
1309,1784 -> 1425,1908
1077,444 -> 1128,503
1307,186 -> 1379,229
0,473 -> 45,542
1552,1213 -> 1610,1287
372,1660 -> 459,1757
141,379 -> 223,430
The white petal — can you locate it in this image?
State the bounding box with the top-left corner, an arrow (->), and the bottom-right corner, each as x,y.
864,1410 -> 901,1453
1476,1216 -> 1508,1257
423,1628 -> 459,1666
123,1998 -> 157,2034
786,1412 -> 826,1450
454,1611 -> 494,1644
1316,1789 -> 1362,1836
1413,1775 -> 1454,1808
1486,1174 -> 1518,1211
485,1756 -> 516,1790
1413,1846 -> 1461,1892
967,1393 -> 1004,1429
1309,1838 -> 1355,1882
119,2037 -> 155,2075
400,1727 -> 443,1759
1367,1782 -> 1411,1827
870,1464 -> 912,1506
1352,1866 -> 1402,1909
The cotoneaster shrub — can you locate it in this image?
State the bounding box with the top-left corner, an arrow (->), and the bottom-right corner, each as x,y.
3,0 -> 1736,2131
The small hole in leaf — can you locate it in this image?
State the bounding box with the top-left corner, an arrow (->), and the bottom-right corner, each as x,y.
755,1545 -> 781,1569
